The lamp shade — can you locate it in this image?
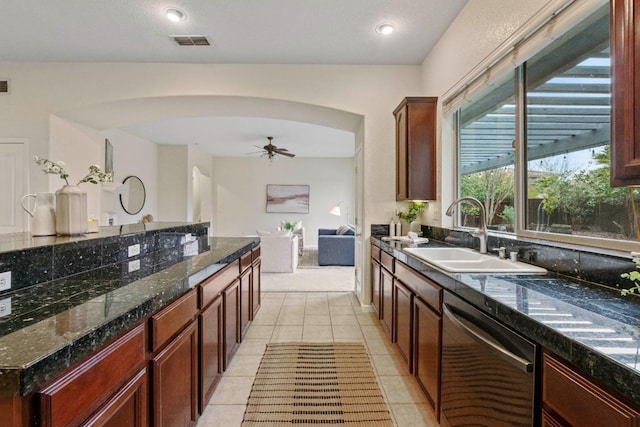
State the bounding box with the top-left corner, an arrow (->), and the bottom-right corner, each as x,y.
330,205 -> 341,216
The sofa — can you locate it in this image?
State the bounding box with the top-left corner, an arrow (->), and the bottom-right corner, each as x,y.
317,226 -> 355,266
259,231 -> 299,273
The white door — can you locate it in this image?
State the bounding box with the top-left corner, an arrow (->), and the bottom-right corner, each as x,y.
0,141 -> 27,233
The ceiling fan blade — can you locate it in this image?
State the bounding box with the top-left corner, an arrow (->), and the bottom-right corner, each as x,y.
276,151 -> 295,158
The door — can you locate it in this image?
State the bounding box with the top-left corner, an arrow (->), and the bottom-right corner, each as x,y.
0,141 -> 27,233
199,296 -> 223,412
355,145 -> 364,299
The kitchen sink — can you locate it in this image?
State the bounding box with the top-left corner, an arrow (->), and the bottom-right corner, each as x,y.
403,247 -> 547,274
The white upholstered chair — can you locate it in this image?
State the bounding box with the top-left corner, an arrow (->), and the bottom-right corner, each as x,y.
259,231 -> 299,273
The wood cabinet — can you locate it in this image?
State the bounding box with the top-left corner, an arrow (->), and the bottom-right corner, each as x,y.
394,97 -> 438,201
611,0 -> 640,186
393,279 -> 413,370
240,268 -> 251,338
223,279 -> 241,370
38,324 -> 146,427
199,295 -> 223,412
251,258 -> 261,319
371,257 -> 381,316
414,297 -> 441,416
542,352 -> 640,426
380,267 -> 394,339
151,320 -> 198,427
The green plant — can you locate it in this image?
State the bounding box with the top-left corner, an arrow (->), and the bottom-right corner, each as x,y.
498,205 -> 515,225
620,257 -> 640,296
397,201 -> 426,223
282,221 -> 295,231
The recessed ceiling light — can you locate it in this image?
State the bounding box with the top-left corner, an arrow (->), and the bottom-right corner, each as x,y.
375,23 -> 394,35
166,8 -> 186,23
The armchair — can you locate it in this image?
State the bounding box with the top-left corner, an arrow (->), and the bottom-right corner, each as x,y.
260,232 -> 299,273
317,227 -> 355,266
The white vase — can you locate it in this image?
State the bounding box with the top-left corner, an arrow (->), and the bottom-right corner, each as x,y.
55,185 -> 87,235
21,192 -> 56,236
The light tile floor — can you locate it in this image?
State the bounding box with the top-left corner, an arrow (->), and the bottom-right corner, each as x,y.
197,291 -> 440,426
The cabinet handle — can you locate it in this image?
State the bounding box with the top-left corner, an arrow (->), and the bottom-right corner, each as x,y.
443,303 -> 534,373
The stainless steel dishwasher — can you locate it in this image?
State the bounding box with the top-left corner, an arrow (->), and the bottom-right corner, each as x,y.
440,291 -> 539,427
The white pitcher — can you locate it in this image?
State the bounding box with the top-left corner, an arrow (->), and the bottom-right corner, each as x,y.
21,192 -> 56,236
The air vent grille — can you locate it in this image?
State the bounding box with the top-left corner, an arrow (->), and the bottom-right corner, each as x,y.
172,36 -> 210,46
0,80 -> 8,94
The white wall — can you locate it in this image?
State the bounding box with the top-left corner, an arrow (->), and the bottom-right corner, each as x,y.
212,157 -> 354,248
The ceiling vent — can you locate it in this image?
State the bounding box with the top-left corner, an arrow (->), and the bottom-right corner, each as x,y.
171,36 -> 210,46
0,80 -> 8,94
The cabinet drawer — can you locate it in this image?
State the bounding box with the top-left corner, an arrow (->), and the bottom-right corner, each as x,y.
199,260 -> 239,309
542,353 -> 640,427
151,289 -> 197,352
39,324 -> 146,427
240,252 -> 252,273
252,246 -> 261,261
395,261 -> 442,313
381,251 -> 394,273
371,244 -> 381,261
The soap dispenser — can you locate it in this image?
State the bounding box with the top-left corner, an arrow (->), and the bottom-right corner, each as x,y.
389,216 -> 396,237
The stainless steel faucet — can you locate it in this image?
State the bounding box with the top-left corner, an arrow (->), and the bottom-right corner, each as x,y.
445,197 -> 488,254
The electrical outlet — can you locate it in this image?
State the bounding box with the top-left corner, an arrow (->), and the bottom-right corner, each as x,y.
0,297 -> 11,317
0,271 -> 11,291
128,244 -> 140,257
128,259 -> 140,273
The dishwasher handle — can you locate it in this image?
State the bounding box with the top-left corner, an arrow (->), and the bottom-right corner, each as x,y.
443,303 -> 534,373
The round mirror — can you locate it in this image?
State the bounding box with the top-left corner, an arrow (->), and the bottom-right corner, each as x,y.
119,176 -> 146,215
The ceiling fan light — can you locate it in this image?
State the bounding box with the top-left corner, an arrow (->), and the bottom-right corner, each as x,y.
166,8 -> 186,22
375,23 -> 394,35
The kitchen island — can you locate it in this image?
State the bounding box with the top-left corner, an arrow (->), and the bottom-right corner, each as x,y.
0,222 -> 260,426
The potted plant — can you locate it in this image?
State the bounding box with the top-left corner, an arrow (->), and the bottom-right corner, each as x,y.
397,201 -> 426,233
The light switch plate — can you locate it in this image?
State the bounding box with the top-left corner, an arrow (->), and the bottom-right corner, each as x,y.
128,244 -> 140,257
0,271 -> 11,291
128,259 -> 140,273
0,297 -> 11,317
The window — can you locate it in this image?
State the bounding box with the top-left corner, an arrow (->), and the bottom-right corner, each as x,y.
455,4 -> 639,248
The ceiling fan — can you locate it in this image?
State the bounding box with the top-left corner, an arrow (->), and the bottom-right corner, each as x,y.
256,136 -> 296,160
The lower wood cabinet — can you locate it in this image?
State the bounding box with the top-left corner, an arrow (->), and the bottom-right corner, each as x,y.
413,297 -> 441,416
224,279 -> 241,370
151,320 -> 198,427
542,352 -> 640,427
393,279 -> 413,370
240,268 -> 251,338
199,295 -> 223,413
371,258 -> 381,316
38,324 -> 146,427
82,368 -> 148,427
381,267 -> 394,339
251,259 -> 261,319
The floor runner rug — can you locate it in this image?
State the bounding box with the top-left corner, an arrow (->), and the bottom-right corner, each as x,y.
241,342 -> 394,426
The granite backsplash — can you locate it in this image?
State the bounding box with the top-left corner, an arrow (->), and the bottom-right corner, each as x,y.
0,222 -> 211,296
371,223 -> 638,294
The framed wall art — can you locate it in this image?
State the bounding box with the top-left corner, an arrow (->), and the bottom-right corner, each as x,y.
266,184 -> 310,213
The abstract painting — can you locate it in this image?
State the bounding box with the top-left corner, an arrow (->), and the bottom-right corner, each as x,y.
266,184 -> 310,213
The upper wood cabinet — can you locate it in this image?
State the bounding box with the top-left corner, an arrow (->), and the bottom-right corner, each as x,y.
394,97 -> 438,200
611,0 -> 640,186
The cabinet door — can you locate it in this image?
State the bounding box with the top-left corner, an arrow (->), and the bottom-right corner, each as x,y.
223,279 -> 241,370
393,280 -> 413,370
395,104 -> 408,200
151,321 -> 198,427
414,297 -> 441,416
371,258 -> 381,316
542,352 -> 640,427
251,260 -> 261,319
381,267 -> 393,339
240,269 -> 251,338
199,295 -> 223,413
39,324 -> 146,427
82,368 -> 148,427
394,97 -> 438,201
611,0 -> 640,186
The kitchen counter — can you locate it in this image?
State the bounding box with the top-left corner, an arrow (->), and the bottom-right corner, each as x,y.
0,236 -> 259,397
373,236 -> 640,406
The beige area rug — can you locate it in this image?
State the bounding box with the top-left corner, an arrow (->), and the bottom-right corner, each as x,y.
261,267 -> 355,292
242,342 -> 394,426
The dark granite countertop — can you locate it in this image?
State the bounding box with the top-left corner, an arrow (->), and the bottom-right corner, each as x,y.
372,237 -> 640,406
0,236 -> 258,397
